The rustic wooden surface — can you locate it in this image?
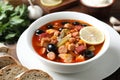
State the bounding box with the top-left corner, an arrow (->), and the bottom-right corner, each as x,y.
38,0 -> 79,14
8,0 -> 120,80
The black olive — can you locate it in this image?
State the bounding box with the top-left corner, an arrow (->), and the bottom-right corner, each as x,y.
59,27 -> 63,32
35,29 -> 44,35
81,24 -> 88,27
47,24 -> 53,29
61,21 -> 69,25
82,50 -> 95,59
47,44 -> 57,53
72,22 -> 80,25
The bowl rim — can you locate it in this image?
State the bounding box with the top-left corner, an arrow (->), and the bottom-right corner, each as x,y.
26,11 -> 110,66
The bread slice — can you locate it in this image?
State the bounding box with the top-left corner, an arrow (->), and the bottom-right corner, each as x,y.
0,52 -> 8,56
0,73 -> 2,80
15,69 -> 53,80
0,43 -> 9,53
0,64 -> 28,80
0,55 -> 20,69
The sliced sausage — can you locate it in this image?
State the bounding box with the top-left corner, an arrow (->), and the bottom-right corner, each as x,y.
75,45 -> 86,54
47,52 -> 56,60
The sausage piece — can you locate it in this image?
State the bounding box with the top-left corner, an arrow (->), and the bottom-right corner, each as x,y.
58,45 -> 67,54
47,52 -> 56,60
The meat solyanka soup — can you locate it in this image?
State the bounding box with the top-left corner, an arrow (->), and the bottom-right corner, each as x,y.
32,19 -> 104,63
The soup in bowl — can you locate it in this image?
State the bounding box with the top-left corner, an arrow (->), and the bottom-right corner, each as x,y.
26,11 -> 110,73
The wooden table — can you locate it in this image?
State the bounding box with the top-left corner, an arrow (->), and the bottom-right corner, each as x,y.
8,0 -> 120,80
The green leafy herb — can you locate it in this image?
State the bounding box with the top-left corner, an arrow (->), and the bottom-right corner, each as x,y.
0,1 -> 31,44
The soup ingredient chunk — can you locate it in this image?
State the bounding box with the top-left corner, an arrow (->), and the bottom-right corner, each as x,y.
72,21 -> 80,25
82,50 -> 95,59
58,54 -> 73,63
79,26 -> 105,45
75,55 -> 85,62
47,52 -> 56,60
47,44 -> 57,52
58,45 -> 68,54
35,29 -> 45,35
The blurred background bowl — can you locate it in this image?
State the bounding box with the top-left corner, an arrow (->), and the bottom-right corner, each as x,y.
80,0 -> 116,20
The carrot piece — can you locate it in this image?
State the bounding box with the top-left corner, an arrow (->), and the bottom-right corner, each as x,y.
38,47 -> 46,55
75,55 -> 85,62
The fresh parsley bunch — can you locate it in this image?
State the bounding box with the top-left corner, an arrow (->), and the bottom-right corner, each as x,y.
0,1 -> 30,44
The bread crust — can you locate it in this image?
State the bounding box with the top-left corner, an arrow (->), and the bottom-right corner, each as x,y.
15,69 -> 53,80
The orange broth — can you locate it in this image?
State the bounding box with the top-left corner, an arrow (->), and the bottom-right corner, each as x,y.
32,19 -> 103,63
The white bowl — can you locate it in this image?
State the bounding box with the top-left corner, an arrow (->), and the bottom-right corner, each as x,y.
25,11 -> 110,73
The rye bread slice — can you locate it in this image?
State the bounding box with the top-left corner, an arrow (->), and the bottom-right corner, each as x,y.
0,43 -> 9,53
15,69 -> 53,80
0,55 -> 20,69
0,64 -> 28,80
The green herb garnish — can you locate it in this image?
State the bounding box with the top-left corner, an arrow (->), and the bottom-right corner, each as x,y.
0,1 -> 31,44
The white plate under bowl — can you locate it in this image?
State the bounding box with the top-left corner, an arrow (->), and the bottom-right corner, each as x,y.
17,19 -> 120,80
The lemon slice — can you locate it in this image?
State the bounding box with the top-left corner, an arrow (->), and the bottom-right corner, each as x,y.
79,26 -> 105,45
40,0 -> 62,6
